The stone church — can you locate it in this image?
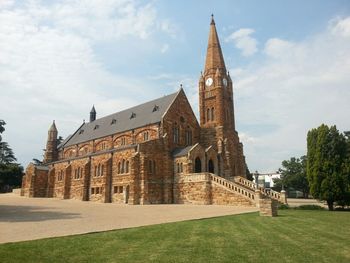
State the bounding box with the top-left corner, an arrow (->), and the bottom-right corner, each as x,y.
21,16 -> 284,206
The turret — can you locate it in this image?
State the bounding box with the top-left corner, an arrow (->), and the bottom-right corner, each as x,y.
90,105 -> 96,122
43,120 -> 58,164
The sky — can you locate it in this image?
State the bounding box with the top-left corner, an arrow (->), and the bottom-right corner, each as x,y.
1,0 -> 350,173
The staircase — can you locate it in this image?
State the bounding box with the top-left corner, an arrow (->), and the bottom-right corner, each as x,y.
233,176 -> 287,204
204,173 -> 287,205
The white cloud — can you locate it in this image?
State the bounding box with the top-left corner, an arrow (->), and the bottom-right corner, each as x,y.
0,0 -> 172,166
233,16 -> 350,172
330,16 -> 350,37
226,28 -> 258,56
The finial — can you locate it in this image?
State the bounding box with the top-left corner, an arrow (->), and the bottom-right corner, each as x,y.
180,83 -> 183,89
211,14 -> 215,25
83,119 -> 85,123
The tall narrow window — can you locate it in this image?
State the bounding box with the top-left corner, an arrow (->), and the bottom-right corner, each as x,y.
173,123 -> 179,144
185,129 -> 192,145
143,131 -> 149,141
122,159 -> 125,173
126,161 -> 129,173
211,107 -> 215,121
118,162 -> 121,174
207,108 -> 210,122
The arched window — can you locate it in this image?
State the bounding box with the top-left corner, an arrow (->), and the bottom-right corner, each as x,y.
118,162 -> 121,174
101,165 -> 104,176
177,163 -> 180,173
194,157 -> 202,173
143,131 -> 149,141
122,160 -> 125,174
98,164 -> 101,176
173,123 -> 179,144
180,163 -> 183,173
207,108 -> 210,122
211,107 -> 215,121
94,166 -> 97,177
185,129 -> 192,145
126,161 -> 129,173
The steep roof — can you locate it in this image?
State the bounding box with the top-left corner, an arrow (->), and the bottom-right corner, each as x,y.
62,90 -> 180,148
172,145 -> 194,157
204,15 -> 226,75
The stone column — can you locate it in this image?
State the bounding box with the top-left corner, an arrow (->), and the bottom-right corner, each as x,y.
280,190 -> 287,204
255,189 -> 262,208
259,198 -> 278,217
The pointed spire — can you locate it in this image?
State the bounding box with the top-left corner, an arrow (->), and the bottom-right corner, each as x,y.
204,14 -> 226,75
90,105 -> 96,122
49,120 -> 57,132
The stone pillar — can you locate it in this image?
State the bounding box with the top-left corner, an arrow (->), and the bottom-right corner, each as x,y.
255,189 -> 262,208
259,198 -> 278,217
280,190 -> 287,204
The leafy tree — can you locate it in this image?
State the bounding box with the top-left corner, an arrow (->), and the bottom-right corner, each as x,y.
0,141 -> 17,164
246,165 -> 253,181
0,163 -> 23,192
276,156 -> 309,198
307,124 -> 349,210
0,120 -> 23,192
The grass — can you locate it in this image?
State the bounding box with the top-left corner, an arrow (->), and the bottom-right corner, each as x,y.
0,210 -> 349,263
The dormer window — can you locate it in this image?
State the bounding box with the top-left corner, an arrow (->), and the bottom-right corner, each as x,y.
111,119 -> 116,125
130,112 -> 136,119
94,125 -> 99,130
152,105 -> 159,112
79,129 -> 84,134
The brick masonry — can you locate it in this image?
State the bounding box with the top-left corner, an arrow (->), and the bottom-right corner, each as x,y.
21,17 -> 264,208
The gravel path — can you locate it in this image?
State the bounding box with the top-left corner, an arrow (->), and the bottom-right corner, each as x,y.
0,193 -> 257,244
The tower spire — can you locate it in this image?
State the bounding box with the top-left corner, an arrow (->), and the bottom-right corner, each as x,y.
204,14 -> 226,75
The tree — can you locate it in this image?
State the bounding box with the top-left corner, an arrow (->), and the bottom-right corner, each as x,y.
0,120 -> 23,192
307,124 -> 349,210
276,156 -> 309,198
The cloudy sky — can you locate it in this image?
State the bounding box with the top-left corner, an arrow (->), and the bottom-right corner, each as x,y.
1,0 -> 350,173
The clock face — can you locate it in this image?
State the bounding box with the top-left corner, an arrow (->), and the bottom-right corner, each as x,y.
205,77 -> 213,87
223,78 -> 228,87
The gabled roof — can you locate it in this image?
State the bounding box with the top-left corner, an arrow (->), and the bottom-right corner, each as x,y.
62,90 -> 180,148
172,145 -> 194,157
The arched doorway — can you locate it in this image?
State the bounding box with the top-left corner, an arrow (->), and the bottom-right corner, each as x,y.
194,157 -> 202,173
208,159 -> 214,174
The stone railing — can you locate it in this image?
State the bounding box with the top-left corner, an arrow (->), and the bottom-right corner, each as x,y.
234,176 -> 287,204
209,173 -> 256,202
174,173 -> 210,183
234,176 -> 257,190
258,187 -> 285,203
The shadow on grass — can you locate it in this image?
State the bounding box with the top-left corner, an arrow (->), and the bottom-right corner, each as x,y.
0,205 -> 81,222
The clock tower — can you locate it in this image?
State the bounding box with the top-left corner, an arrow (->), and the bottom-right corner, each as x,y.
199,15 -> 246,178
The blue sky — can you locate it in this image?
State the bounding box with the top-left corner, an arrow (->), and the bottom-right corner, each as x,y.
1,0 -> 350,173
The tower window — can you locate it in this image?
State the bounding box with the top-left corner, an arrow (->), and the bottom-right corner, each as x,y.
207,108 -> 210,122
130,112 -> 136,119
111,119 -> 116,125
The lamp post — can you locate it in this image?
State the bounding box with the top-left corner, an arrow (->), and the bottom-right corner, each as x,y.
253,170 -> 259,188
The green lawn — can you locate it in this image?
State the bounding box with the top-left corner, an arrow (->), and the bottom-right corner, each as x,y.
0,210 -> 349,263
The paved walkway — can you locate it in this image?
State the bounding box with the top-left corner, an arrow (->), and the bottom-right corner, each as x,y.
0,193 -> 258,244
287,198 -> 327,208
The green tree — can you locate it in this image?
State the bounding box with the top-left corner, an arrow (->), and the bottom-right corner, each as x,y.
275,156 -> 309,198
0,119 -> 23,192
307,124 -> 349,210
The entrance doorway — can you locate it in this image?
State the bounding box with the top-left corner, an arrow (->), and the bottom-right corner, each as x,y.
194,157 -> 202,173
208,159 -> 214,173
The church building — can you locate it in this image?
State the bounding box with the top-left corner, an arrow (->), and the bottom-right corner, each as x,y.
21,16 -> 273,207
